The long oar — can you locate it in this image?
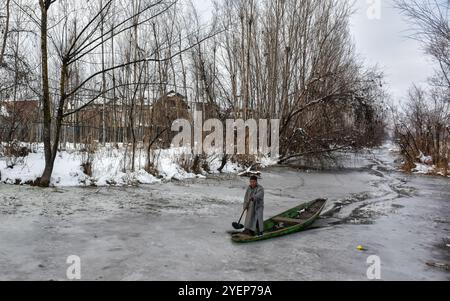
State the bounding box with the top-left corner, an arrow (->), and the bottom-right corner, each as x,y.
232,209 -> 246,230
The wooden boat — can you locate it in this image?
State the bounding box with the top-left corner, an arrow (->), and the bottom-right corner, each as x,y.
231,198 -> 327,243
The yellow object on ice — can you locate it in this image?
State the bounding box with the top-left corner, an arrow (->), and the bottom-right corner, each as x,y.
357,245 -> 365,251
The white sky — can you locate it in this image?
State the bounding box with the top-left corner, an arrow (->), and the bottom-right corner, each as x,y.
192,0 -> 436,105
349,0 -> 435,104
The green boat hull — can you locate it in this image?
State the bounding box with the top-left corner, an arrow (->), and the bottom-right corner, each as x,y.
231,198 -> 327,243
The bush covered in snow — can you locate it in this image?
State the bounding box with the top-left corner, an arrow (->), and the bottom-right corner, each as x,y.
393,86 -> 449,177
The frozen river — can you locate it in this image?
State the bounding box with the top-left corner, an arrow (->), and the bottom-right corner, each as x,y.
0,146 -> 449,280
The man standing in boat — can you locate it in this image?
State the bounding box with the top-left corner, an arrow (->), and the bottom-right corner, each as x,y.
242,176 -> 265,236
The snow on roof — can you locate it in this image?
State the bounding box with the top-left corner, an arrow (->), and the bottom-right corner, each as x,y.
165,90 -> 185,99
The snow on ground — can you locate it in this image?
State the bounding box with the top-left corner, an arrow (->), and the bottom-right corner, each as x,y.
411,153 -> 448,177
409,152 -> 435,175
412,163 -> 435,175
153,148 -> 203,180
385,143 -> 448,178
258,154 -> 280,167
384,141 -> 400,153
0,151 -> 88,186
417,151 -> 433,165
0,144 -> 251,187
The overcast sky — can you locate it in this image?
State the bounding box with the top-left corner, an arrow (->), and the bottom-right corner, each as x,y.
349,0 -> 435,104
192,0 -> 436,105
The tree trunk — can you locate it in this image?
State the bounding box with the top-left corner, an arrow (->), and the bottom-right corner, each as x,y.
0,0 -> 10,66
38,0 -> 53,187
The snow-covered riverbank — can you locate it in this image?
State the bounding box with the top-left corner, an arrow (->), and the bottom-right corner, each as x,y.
0,145 -> 448,280
0,144 -> 245,186
1,141 -> 446,189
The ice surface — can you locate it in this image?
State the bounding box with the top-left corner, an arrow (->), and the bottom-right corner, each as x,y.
0,145 -> 449,280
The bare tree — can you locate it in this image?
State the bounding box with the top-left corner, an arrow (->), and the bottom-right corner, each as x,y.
34,0 -> 221,186
208,0 -> 386,164
394,0 -> 450,175
395,0 -> 450,87
2,0 -> 388,184
0,0 -> 11,66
